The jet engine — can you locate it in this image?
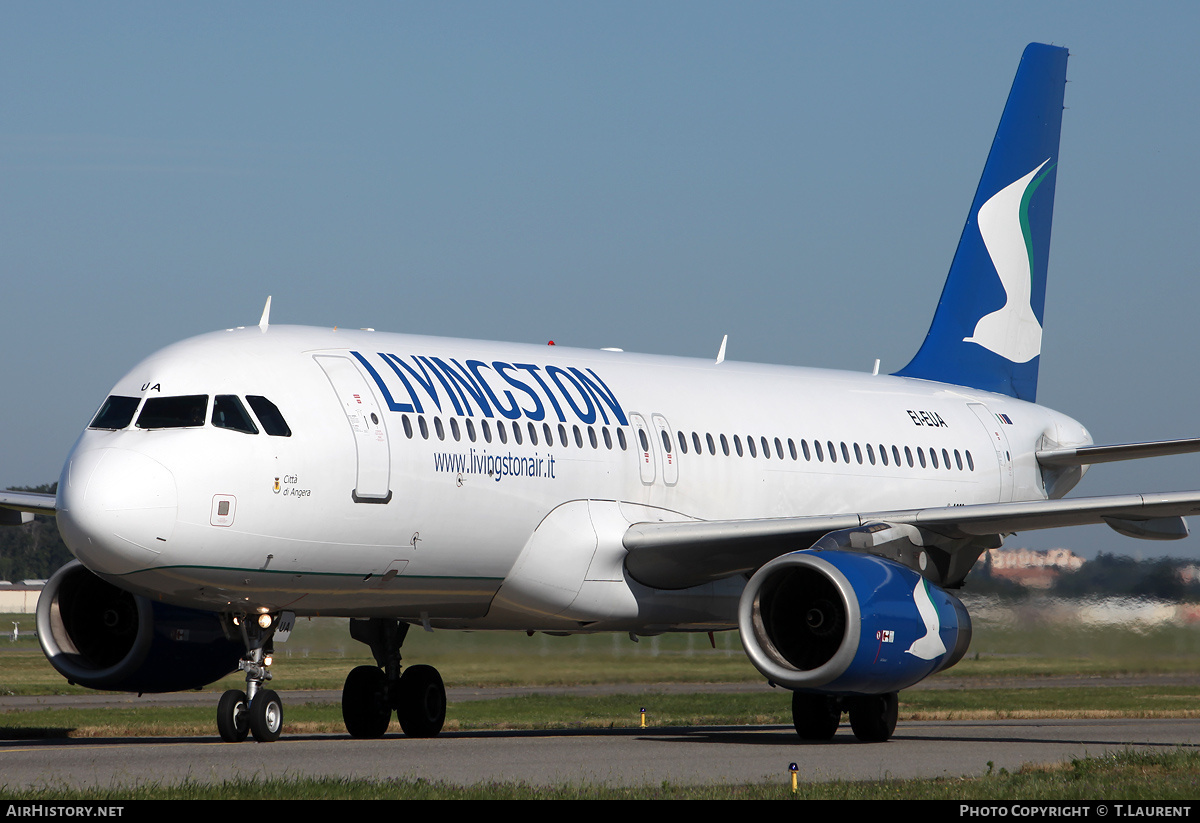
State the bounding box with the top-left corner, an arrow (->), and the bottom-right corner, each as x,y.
738,549 -> 971,694
36,561 -> 243,693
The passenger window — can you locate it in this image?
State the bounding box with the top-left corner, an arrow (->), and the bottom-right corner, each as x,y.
467,419 -> 476,442
589,426 -> 598,449
544,423 -> 553,445
618,428 -> 628,450
402,415 -> 414,439
762,436 -> 771,459
434,417 -> 445,441
559,424 -> 569,447
745,436 -> 755,458
917,447 -> 927,468
482,419 -> 492,443
943,448 -> 951,470
788,438 -> 797,460
966,450 -> 974,471
706,433 -> 716,455
527,422 -> 538,445
89,395 -> 140,430
866,443 -> 875,465
575,426 -> 584,448
955,449 -> 963,470
137,395 -> 208,429
904,446 -> 913,467
734,436 -> 743,457
603,427 -> 613,449
802,439 -> 811,461
815,440 -> 824,462
497,421 -> 507,444
827,441 -> 836,463
677,431 -> 688,454
841,442 -> 850,463
853,443 -> 862,464
511,421 -> 522,445
879,444 -> 888,466
213,395 -> 259,434
930,448 -> 938,469
693,432 -> 703,454
450,418 -> 461,441
419,417 -> 429,439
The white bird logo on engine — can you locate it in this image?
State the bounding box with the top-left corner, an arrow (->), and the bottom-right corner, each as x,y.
906,577 -> 947,660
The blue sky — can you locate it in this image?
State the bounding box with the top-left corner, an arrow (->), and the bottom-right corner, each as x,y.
4,2 -> 1200,558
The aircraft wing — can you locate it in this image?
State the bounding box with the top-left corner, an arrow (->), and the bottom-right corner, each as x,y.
1037,437 -> 1200,467
0,490 -> 58,518
623,490 -> 1200,589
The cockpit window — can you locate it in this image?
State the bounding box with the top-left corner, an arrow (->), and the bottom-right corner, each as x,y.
212,395 -> 259,434
136,395 -> 208,429
89,396 -> 141,430
246,395 -> 292,437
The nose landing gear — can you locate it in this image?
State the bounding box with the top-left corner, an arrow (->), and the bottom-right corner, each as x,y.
217,611 -> 290,743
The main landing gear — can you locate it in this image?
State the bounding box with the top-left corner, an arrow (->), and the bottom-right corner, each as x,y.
217,612 -> 288,743
791,690 -> 899,743
342,618 -> 446,738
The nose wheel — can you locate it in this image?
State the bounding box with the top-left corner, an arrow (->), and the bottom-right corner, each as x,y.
248,688 -> 284,742
217,689 -> 249,743
217,612 -> 290,743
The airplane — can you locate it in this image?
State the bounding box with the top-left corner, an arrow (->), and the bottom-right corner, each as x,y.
5,42 -> 1200,745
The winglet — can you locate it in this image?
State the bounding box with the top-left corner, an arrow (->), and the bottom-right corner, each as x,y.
894,44 -> 1068,403
258,296 -> 272,333
716,334 -> 728,365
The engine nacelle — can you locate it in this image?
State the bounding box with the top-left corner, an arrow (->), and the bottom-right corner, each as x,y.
37,561 -> 243,693
738,549 -> 971,694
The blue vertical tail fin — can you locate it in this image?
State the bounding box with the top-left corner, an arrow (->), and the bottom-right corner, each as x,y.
894,43 -> 1068,403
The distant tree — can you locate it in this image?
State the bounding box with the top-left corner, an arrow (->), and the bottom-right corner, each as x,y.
1052,552 -> 1198,600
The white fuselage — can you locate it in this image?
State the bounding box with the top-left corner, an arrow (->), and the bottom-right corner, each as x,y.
55,325 -> 1090,632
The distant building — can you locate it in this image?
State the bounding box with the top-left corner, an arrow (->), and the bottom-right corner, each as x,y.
0,580 -> 43,613
1178,564 -> 1200,585
984,548 -> 1084,588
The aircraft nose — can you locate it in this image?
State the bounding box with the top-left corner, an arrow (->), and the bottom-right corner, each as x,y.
57,447 -> 178,576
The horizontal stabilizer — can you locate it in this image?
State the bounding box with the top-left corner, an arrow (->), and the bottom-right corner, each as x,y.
1037,438 -> 1200,467
624,490 -> 1200,589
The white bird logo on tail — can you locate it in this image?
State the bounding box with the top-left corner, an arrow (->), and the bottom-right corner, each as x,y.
963,159 -> 1053,364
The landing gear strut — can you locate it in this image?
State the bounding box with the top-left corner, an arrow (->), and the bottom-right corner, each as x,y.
790,690 -> 899,743
217,612 -> 288,743
342,618 -> 446,738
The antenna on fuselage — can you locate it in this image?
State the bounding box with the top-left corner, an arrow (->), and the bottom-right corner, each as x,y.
715,334 -> 728,365
258,295 -> 272,332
